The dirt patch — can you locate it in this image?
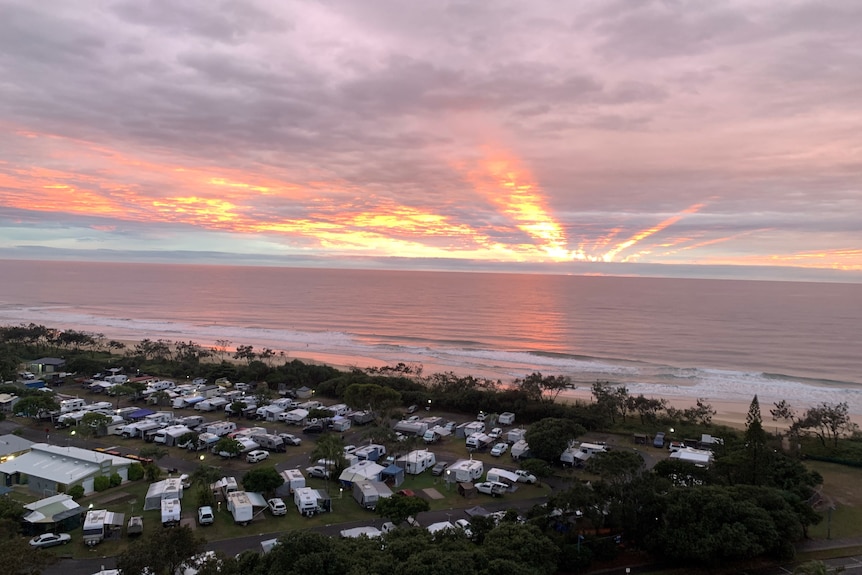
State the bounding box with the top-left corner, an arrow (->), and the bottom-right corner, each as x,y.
422,488 -> 445,500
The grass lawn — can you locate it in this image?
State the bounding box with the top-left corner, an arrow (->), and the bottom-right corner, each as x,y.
805,460 -> 862,540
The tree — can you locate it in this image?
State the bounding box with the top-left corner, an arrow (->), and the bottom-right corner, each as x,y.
744,395 -> 769,485
117,525 -> 205,575
79,412 -> 112,440
13,395 -> 58,418
795,402 -> 856,447
626,394 -> 667,424
343,383 -> 401,420
139,445 -> 169,461
376,493 -> 430,525
234,345 -> 256,364
524,418 -> 586,462
242,466 -> 283,497
309,434 -> 346,482
144,463 -> 162,482
590,381 -> 629,423
214,437 -> 243,458
586,450 -> 645,487
481,523 -> 560,575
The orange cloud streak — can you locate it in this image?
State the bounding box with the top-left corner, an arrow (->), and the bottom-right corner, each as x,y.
601,203 -> 706,262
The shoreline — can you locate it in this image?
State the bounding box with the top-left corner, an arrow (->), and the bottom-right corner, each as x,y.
109,338 -> 822,431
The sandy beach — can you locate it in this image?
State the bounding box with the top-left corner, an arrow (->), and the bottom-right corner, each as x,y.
110,337 -> 782,431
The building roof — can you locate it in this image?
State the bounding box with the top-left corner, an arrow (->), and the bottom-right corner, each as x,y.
0,434 -> 34,458
0,443 -> 131,484
31,358 -> 66,366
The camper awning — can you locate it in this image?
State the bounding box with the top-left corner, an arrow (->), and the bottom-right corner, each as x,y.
246,492 -> 268,508
105,511 -> 125,526
465,506 -> 490,517
127,408 -> 155,419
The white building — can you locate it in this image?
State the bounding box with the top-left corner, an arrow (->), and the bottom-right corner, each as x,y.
0,443 -> 131,495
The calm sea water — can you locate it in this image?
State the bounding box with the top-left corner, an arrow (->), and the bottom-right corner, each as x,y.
1,260 -> 860,412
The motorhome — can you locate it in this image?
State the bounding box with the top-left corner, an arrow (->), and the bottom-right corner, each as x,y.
394,420 -> 428,436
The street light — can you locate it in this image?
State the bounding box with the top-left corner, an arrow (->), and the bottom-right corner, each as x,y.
426,399 -> 431,411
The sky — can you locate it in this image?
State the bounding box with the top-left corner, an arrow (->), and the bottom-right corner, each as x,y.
1,0 -> 860,281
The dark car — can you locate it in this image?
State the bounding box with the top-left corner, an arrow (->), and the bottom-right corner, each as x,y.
303,423 -> 324,434
431,461 -> 449,476
653,431 -> 666,448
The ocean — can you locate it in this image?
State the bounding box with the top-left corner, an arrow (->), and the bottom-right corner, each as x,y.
1,259 -> 860,414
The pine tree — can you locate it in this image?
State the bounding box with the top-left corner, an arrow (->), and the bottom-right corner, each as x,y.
744,395 -> 768,485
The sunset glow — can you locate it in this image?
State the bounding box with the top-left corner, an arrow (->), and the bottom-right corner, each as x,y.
1,1 -> 860,280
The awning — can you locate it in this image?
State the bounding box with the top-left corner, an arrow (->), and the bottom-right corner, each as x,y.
127,408 -> 155,419
105,511 -> 125,526
246,492 -> 268,508
465,506 -> 490,517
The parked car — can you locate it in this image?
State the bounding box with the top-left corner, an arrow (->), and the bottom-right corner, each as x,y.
278,433 -> 302,446
267,498 -> 287,516
406,415 -> 420,423
343,445 -> 357,455
455,518 -> 473,538
29,533 -> 71,548
668,441 -> 685,452
477,411 -> 487,421
397,489 -> 416,497
431,461 -> 449,476
306,465 -> 331,479
475,481 -> 507,497
197,506 -> 214,526
246,449 -> 269,463
178,473 -> 191,489
406,404 -> 418,414
303,423 -> 325,434
653,431 -> 666,448
514,470 -> 537,484
488,427 -> 503,440
490,443 -> 508,456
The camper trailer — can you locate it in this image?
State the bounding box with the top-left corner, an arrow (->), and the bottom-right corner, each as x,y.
226,491 -> 254,525
486,467 -> 520,490
465,432 -> 492,450
393,420 -> 428,436
161,498 -> 181,527
154,425 -> 194,446
82,509 -> 115,546
498,412 -> 516,425
447,459 -> 484,482
145,380 -> 176,394
511,440 -> 531,460
398,450 -> 437,475
293,487 -> 319,516
250,433 -> 285,452
506,428 -> 527,444
276,469 -> 306,496
203,421 -> 237,437
195,397 -> 229,412
355,444 -> 387,462
60,398 -> 86,413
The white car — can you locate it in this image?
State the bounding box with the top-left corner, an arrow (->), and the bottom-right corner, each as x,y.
29,532 -> 71,548
454,518 -> 473,538
197,506 -> 214,525
475,481 -> 507,497
267,497 -> 287,516
514,470 -> 537,484
246,449 -> 269,463
343,445 -> 357,455
488,427 -> 503,440
490,442 -> 508,456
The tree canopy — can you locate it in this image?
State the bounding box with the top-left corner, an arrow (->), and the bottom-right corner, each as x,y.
523,418 -> 586,462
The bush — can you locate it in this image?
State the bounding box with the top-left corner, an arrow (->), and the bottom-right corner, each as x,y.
127,463 -> 145,481
93,475 -> 111,492
68,485 -> 85,500
109,472 -> 122,487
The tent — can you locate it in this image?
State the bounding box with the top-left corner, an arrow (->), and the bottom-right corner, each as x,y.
22,494 -> 82,534
465,505 -> 490,518
457,482 -> 476,498
144,478 -> 184,510
381,464 -> 405,488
